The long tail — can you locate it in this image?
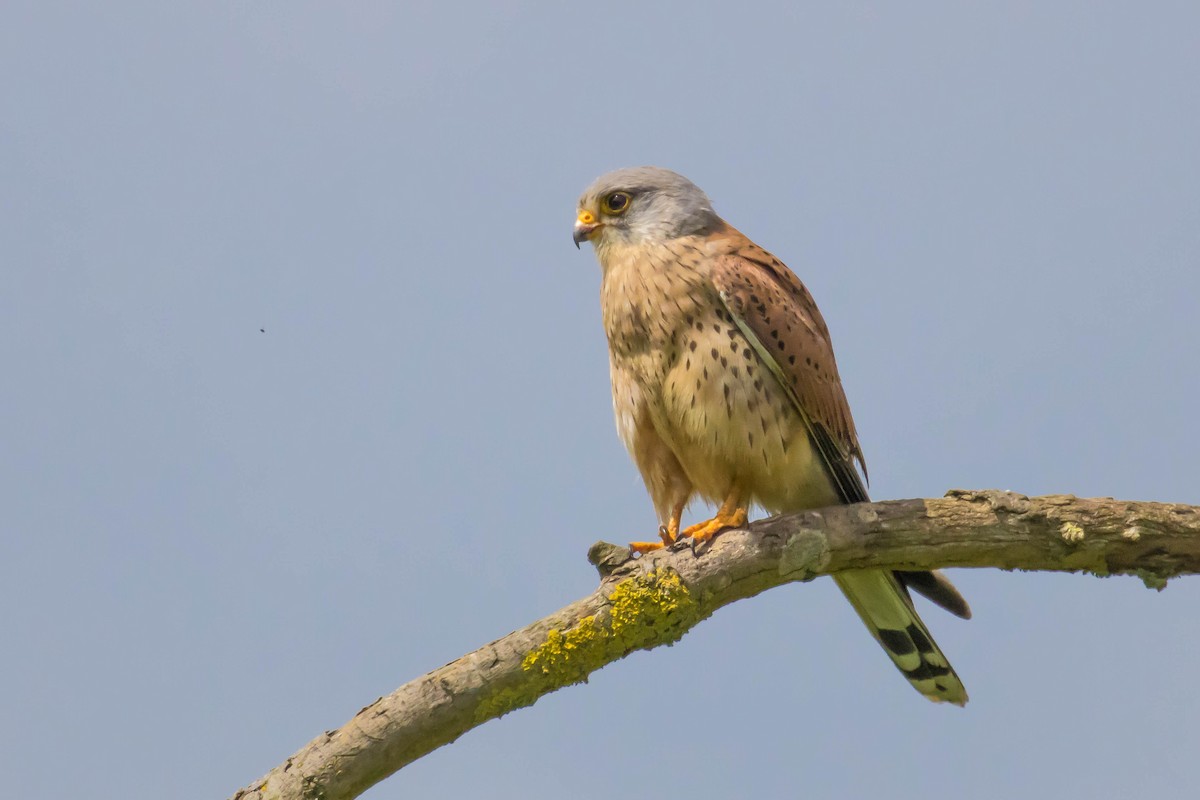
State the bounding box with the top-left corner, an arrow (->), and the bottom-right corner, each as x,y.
833,569 -> 969,705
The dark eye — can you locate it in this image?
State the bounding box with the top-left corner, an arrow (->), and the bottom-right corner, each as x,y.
603,192 -> 630,214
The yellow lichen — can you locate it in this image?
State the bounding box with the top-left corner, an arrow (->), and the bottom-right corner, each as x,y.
475,685 -> 540,721
521,615 -> 606,683
608,567 -> 697,644
475,567 -> 700,723
1060,521 -> 1085,543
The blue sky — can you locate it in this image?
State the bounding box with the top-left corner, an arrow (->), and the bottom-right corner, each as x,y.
2,3 -> 1198,798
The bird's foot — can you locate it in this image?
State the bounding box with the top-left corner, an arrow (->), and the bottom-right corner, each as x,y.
681,506 -> 748,544
629,524 -> 678,554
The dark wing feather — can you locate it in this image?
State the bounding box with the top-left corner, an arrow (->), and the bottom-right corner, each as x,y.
895,570 -> 972,620
711,245 -> 971,617
711,247 -> 867,503
711,240 -> 971,704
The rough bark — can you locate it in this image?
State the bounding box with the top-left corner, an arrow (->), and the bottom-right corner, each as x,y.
232,490 -> 1200,800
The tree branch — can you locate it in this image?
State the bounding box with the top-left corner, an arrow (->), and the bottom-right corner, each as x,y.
231,490 -> 1200,800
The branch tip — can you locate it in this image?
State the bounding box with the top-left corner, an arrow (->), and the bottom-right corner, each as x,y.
587,541 -> 633,576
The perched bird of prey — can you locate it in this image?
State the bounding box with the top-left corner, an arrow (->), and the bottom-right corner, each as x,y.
574,166 -> 971,705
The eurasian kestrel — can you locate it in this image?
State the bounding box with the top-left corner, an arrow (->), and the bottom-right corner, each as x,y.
574,166 -> 971,705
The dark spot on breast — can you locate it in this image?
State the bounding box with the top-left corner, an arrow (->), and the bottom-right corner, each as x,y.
720,356 -> 728,368
711,347 -> 719,359
770,329 -> 779,339
743,347 -> 752,359
777,341 -> 785,350
731,366 -> 739,378
689,340 -> 697,352
788,355 -> 795,365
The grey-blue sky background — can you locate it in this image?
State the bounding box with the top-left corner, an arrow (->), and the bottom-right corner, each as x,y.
3,3 -> 1198,798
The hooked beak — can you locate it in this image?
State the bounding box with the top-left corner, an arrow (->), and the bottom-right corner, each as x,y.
573,210 -> 600,249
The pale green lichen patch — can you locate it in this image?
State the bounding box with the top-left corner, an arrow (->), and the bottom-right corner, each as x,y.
1138,570 -> 1169,591
779,529 -> 830,579
475,568 -> 700,723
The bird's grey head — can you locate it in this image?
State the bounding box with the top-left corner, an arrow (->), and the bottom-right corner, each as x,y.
573,166 -> 721,251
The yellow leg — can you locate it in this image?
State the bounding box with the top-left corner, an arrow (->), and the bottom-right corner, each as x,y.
629,500 -> 686,554
680,491 -> 748,544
